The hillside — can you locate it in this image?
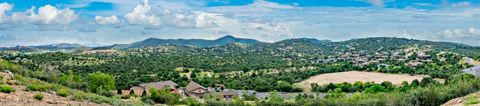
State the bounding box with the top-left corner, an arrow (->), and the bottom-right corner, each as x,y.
101,35 -> 261,49
0,43 -> 88,53
1,37 -> 480,105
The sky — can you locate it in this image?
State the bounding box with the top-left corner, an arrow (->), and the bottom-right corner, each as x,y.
0,0 -> 480,47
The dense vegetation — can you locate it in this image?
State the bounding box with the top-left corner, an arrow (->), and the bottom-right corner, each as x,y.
2,37 -> 480,105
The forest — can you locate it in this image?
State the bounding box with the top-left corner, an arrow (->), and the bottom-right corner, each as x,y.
1,37 -> 480,105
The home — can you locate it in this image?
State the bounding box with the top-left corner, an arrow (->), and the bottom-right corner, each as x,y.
113,80 -> 179,96
407,62 -> 423,67
213,91 -> 239,100
185,81 -> 209,98
139,80 -> 178,90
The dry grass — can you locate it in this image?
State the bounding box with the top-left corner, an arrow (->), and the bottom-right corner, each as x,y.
296,71 -> 427,91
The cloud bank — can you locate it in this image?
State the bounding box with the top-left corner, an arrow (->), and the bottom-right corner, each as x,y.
0,0 -> 479,47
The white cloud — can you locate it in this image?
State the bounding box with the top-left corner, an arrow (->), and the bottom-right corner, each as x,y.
451,1 -> 471,8
367,0 -> 384,7
95,15 -> 120,25
10,5 -> 77,25
195,12 -> 218,28
251,0 -> 294,9
124,0 -> 161,26
441,28 -> 480,38
0,2 -> 13,23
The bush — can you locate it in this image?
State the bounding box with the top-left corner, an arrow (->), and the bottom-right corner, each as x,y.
73,92 -> 86,101
34,93 -> 44,101
26,83 -> 52,91
56,88 -> 70,97
185,97 -> 201,106
85,93 -> 115,104
0,85 -> 15,93
146,88 -> 181,105
87,72 -> 115,93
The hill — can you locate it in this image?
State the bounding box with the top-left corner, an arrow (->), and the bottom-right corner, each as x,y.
0,43 -> 88,53
100,35 -> 261,49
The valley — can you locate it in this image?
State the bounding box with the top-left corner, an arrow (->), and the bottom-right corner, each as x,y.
1,36 -> 480,105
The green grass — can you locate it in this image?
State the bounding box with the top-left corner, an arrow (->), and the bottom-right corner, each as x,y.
34,93 -> 44,101
72,92 -> 86,101
0,85 -> 15,93
464,93 -> 480,105
56,88 -> 70,97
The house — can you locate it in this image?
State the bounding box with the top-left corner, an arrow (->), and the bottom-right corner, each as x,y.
407,62 -> 423,67
121,90 -> 131,96
139,80 -> 178,89
130,86 -> 147,96
213,91 -> 239,100
185,81 -> 209,98
113,81 -> 179,97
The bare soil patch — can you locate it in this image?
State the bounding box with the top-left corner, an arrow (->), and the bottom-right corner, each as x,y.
297,71 -> 428,91
0,72 -> 106,106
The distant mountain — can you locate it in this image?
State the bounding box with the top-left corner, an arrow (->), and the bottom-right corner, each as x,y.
0,43 -> 87,52
101,35 -> 262,49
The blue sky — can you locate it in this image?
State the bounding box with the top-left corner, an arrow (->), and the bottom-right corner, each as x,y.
0,0 -> 479,47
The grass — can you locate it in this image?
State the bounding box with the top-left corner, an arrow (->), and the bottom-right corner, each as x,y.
464,93 -> 480,105
16,76 -> 145,105
56,88 -> 70,97
0,85 -> 15,93
72,92 -> 86,101
34,93 -> 44,101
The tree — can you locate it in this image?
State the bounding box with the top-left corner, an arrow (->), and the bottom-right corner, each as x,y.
363,85 -> 386,93
411,79 -> 420,87
276,81 -> 293,92
268,91 -> 284,103
87,72 -> 115,93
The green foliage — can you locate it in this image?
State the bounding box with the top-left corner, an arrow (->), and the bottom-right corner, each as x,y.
26,82 -> 55,91
72,92 -> 86,101
363,85 -> 386,94
464,94 -> 480,105
59,70 -> 86,89
325,88 -> 346,98
185,97 -> 201,106
0,85 -> 15,93
56,88 -> 70,97
267,91 -> 284,103
145,88 -> 181,105
242,92 -> 258,101
87,72 -> 115,93
34,93 -> 44,101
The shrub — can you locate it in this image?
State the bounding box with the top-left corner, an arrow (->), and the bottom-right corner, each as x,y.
464,94 -> 480,105
73,92 -> 86,101
0,85 -> 15,93
87,72 -> 115,93
185,97 -> 201,106
85,93 -> 115,104
34,93 -> 44,101
26,83 -> 51,91
56,88 -> 70,97
146,88 -> 181,105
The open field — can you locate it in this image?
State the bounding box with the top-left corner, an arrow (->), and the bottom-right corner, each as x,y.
297,71 -> 428,91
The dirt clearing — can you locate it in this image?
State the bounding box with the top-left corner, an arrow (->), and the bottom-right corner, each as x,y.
297,71 -> 428,91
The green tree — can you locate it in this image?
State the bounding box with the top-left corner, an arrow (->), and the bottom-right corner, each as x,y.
268,91 -> 284,103
87,72 -> 115,93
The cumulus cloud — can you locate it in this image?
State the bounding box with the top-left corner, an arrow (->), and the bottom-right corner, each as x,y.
441,28 -> 480,38
251,0 -> 294,9
451,1 -> 471,8
95,15 -> 120,25
11,5 -> 77,25
124,0 -> 161,26
0,2 -> 13,23
366,0 -> 385,7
